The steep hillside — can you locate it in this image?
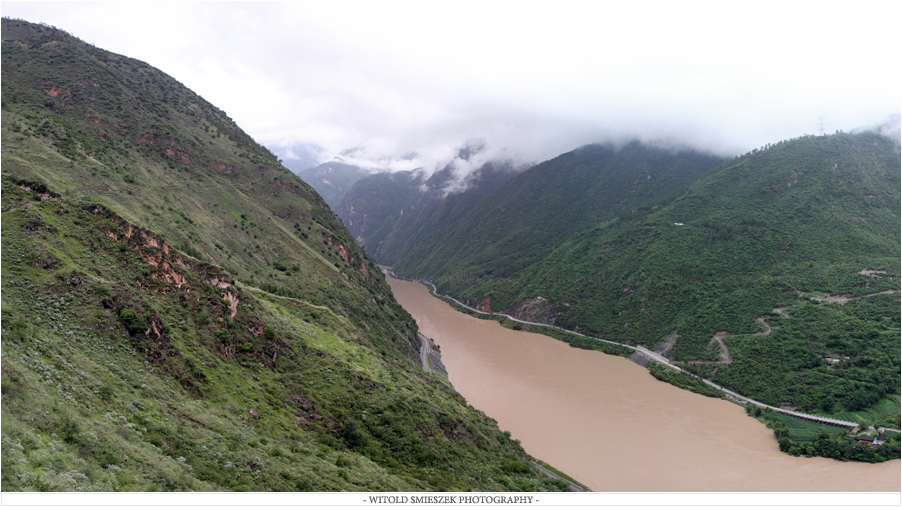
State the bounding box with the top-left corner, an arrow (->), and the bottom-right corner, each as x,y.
338,161 -> 519,265
394,141 -> 727,284
0,18 -> 567,492
412,132 -> 901,417
336,169 -> 425,248
297,161 -> 370,210
380,162 -> 519,267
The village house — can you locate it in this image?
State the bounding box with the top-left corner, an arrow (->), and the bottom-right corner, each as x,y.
857,429 -> 887,446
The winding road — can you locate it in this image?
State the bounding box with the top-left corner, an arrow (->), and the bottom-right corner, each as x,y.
418,334 -> 433,373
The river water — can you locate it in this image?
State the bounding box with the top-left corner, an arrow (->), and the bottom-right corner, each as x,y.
386,274 -> 901,492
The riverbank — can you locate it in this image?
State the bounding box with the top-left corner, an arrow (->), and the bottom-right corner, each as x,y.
385,269 -> 900,463
385,272 -> 901,491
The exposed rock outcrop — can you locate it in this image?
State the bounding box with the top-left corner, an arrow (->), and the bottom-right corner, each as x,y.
96,204 -> 243,314
321,232 -> 376,283
504,296 -> 556,325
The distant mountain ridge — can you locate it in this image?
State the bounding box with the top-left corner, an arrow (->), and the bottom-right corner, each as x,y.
391,141 -> 728,280
296,161 -> 370,209
271,142 -> 323,174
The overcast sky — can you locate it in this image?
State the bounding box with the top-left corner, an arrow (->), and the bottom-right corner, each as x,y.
3,1 -> 900,173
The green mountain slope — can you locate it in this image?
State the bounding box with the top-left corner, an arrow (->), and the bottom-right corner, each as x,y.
337,161 -> 519,265
411,132 -> 901,419
0,18 -> 567,492
336,169 -> 426,249
383,162 -> 519,267
394,141 -> 727,292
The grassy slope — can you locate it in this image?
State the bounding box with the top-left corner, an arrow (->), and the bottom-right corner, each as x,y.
0,19 -> 567,492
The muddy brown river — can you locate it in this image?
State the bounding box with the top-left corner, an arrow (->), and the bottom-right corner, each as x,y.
386,274 -> 901,492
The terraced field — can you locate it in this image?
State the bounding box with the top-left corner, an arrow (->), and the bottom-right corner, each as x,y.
830,396 -> 901,428
760,396 -> 900,445
762,413 -> 850,442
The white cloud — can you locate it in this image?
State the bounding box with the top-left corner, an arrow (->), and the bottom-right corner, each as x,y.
3,1 -> 899,176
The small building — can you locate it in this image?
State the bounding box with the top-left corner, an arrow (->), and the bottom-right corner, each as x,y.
858,435 -> 878,445
780,402 -> 797,411
857,430 -> 886,446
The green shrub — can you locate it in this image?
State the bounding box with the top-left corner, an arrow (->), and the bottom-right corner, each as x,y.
9,320 -> 28,341
59,419 -> 80,444
97,384 -> 114,401
119,308 -> 148,335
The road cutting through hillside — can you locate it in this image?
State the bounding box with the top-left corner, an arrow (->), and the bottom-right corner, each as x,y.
418,334 -> 432,373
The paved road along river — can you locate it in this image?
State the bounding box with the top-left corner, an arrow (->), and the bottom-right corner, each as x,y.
386,274 -> 901,492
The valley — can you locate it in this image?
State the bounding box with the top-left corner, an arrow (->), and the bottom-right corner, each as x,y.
337,132 -> 901,464
1,14 -> 899,496
392,268 -> 899,432
385,274 -> 901,491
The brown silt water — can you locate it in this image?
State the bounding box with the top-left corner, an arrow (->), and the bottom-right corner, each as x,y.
386,274 -> 901,492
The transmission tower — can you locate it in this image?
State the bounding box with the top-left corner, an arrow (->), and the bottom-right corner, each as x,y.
818,116 -> 825,135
